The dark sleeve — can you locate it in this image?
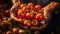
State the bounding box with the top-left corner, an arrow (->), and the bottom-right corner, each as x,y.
52,0 -> 60,2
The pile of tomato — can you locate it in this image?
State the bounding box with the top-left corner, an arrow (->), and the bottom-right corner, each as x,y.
17,3 -> 44,27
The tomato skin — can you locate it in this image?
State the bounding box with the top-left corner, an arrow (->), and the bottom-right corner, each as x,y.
24,20 -> 31,27
28,3 -> 34,9
20,4 -> 26,9
22,6 -> 26,11
31,19 -> 38,27
36,13 -> 44,21
24,9 -> 30,13
6,31 -> 11,34
12,28 -> 18,34
18,9 -> 25,18
26,13 -> 34,19
35,5 -> 42,10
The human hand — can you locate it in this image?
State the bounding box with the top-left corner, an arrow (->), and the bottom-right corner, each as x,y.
10,0 -> 21,21
30,8 -> 51,31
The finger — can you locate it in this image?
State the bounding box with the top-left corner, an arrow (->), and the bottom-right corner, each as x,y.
12,0 -> 20,5
41,8 -> 44,11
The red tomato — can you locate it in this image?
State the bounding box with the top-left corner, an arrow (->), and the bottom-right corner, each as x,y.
26,13 -> 34,19
24,9 -> 30,13
3,17 -> 7,21
35,5 -> 42,10
18,9 -> 25,18
6,31 -> 11,34
20,4 -> 26,9
28,3 -> 34,9
22,6 -> 26,11
36,13 -> 44,21
31,19 -> 38,27
24,20 -> 31,27
12,28 -> 18,34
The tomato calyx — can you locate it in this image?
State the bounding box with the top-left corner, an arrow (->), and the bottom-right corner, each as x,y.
31,19 -> 38,27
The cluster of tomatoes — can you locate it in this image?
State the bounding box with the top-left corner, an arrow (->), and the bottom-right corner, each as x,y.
0,17 -> 27,34
17,3 -> 44,27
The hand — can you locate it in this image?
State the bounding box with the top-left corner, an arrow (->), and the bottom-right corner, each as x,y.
10,0 -> 21,21
30,8 -> 51,31
40,8 -> 51,30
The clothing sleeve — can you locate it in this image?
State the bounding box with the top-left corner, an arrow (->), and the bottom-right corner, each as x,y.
52,0 -> 60,2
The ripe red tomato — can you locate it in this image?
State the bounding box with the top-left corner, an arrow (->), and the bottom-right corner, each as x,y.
3,17 -> 7,21
36,13 -> 44,21
31,19 -> 38,27
18,9 -> 25,18
35,5 -> 42,10
22,6 -> 26,11
24,20 -> 31,27
6,31 -> 11,34
24,9 -> 30,13
12,28 -> 18,34
20,4 -> 26,9
26,13 -> 34,19
28,3 -> 34,9
3,17 -> 7,22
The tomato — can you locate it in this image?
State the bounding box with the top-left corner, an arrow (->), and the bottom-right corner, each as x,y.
35,5 -> 42,10
24,9 -> 30,13
3,17 -> 7,22
31,19 -> 38,27
12,28 -> 18,34
24,20 -> 31,27
20,4 -> 26,9
26,13 -> 34,19
3,17 -> 7,21
28,3 -> 34,9
22,6 -> 26,11
6,31 -> 11,34
36,13 -> 44,21
18,9 -> 25,18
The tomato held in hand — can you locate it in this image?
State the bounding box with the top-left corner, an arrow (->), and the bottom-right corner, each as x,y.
20,4 -> 26,9
18,9 -> 25,18
28,3 -> 34,9
26,13 -> 34,19
24,20 -> 31,27
36,13 -> 44,21
35,5 -> 42,10
31,19 -> 38,27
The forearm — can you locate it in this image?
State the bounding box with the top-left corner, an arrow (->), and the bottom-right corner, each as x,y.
44,1 -> 60,12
